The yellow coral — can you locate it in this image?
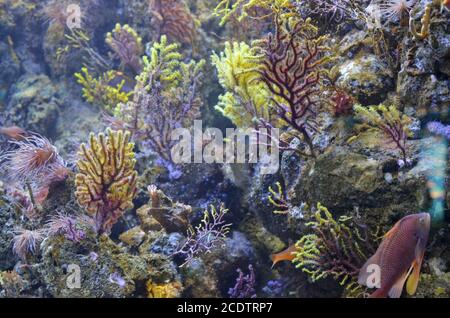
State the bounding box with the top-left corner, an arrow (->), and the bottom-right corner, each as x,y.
75,129 -> 137,234
138,35 -> 182,88
214,0 -> 295,26
75,67 -> 132,113
146,280 -> 182,298
211,41 -> 271,127
409,3 -> 432,40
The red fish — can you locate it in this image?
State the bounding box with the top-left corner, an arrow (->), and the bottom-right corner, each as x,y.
0,126 -> 27,140
271,244 -> 298,268
358,213 -> 430,298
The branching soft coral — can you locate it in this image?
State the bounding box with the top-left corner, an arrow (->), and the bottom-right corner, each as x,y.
106,24 -> 143,74
112,36 -> 205,167
174,204 -> 232,267
75,129 -> 137,234
75,67 -> 132,113
354,104 -> 412,164
256,15 -> 333,157
214,0 -> 295,26
293,203 -> 379,296
149,0 -> 197,45
211,41 -> 272,128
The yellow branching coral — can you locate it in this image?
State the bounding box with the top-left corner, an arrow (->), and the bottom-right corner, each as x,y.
146,280 -> 183,298
214,0 -> 295,26
211,41 -> 272,128
409,3 -> 432,40
268,182 -> 289,214
75,129 -> 137,234
354,104 -> 413,163
75,67 -> 132,113
292,203 -> 380,297
135,35 -> 183,89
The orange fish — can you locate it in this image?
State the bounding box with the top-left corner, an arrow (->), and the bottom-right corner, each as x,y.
358,213 -> 430,298
443,0 -> 450,9
0,126 -> 27,140
271,244 -> 298,268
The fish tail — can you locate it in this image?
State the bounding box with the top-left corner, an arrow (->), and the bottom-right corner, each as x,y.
270,254 -> 278,269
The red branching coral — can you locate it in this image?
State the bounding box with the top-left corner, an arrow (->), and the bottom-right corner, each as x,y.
106,24 -> 143,75
148,0 -> 197,45
330,89 -> 354,117
257,16 -> 331,157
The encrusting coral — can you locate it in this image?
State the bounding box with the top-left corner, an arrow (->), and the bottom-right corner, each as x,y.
146,280 -> 183,298
75,129 -> 137,234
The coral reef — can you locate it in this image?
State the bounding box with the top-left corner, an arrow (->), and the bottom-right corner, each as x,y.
149,0 -> 197,45
112,35 -> 205,167
174,204 -> 232,266
75,129 -> 137,234
292,203 -> 379,296
212,41 -> 272,128
354,104 -> 413,164
256,15 -> 333,157
1,0 -> 450,300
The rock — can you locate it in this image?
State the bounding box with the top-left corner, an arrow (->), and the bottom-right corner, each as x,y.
181,258 -> 220,297
4,74 -> 60,137
119,226 -> 146,247
149,232 -> 184,257
0,41 -> 21,98
337,54 -> 394,106
0,199 -> 15,270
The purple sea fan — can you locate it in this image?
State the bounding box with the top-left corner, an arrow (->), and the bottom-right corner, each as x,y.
228,265 -> 257,298
173,204 -> 231,267
12,228 -> 45,261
